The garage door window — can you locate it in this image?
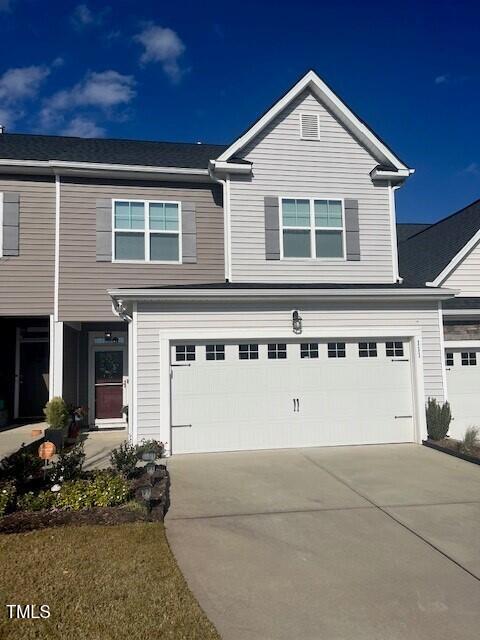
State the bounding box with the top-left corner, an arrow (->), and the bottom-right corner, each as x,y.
461,352 -> 477,366
445,352 -> 454,367
176,345 -> 195,362
386,341 -> 404,357
300,343 -> 319,359
328,342 -> 346,358
359,342 -> 377,358
268,343 -> 287,359
206,344 -> 225,361
239,344 -> 259,360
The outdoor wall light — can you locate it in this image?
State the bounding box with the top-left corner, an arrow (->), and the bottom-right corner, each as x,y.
146,462 -> 156,476
292,310 -> 303,334
104,329 -> 112,342
140,485 -> 152,501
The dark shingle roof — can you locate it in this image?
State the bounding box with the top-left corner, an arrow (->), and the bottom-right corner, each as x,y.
443,297 -> 480,310
0,133 -> 227,169
396,223 -> 431,243
398,199 -> 480,286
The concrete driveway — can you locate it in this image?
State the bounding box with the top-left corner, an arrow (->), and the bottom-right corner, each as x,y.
165,444 -> 480,640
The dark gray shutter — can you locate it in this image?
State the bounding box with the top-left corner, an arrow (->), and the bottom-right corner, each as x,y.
344,199 -> 360,261
264,196 -> 280,260
96,199 -> 112,262
2,192 -> 20,256
181,202 -> 197,263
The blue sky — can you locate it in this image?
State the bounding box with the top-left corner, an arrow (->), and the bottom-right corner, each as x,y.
0,0 -> 478,223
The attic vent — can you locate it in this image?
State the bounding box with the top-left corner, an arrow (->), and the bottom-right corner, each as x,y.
300,113 -> 320,140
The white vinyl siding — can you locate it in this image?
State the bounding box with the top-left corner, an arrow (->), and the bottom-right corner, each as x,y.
133,300 -> 444,442
229,90 -> 394,283
442,240 -> 480,294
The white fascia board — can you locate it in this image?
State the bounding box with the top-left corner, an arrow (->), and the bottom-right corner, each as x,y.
210,160 -> 252,174
442,308 -> 480,316
216,70 -> 410,172
371,168 -> 414,182
108,286 -> 457,304
444,340 -> 480,348
428,228 -> 480,286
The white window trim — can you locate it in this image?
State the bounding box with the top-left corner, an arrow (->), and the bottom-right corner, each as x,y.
111,198 -> 183,264
299,112 -> 320,140
279,197 -> 346,261
0,191 -> 3,258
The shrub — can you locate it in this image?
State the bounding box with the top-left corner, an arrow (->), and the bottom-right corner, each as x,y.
458,427 -> 480,455
18,471 -> 131,512
136,440 -> 165,460
110,440 -> 138,478
0,482 -> 16,516
44,396 -> 69,430
56,471 -> 131,511
51,442 -> 85,482
18,489 -> 55,512
426,398 -> 451,440
0,445 -> 43,487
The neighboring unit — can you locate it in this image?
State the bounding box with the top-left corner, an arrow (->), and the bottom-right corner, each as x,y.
0,70 -> 462,453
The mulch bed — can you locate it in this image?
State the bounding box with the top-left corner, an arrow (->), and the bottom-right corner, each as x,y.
423,438 -> 480,465
0,505 -> 155,534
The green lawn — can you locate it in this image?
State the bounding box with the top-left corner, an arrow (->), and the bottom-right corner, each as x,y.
0,522 -> 220,640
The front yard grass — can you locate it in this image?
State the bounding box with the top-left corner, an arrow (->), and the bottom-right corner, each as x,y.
0,522 -> 220,640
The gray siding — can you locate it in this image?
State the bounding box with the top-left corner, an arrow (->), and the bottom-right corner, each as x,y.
0,175 -> 55,315
58,178 -> 224,321
443,240 -> 480,294
229,90 -> 394,283
134,300 -> 444,441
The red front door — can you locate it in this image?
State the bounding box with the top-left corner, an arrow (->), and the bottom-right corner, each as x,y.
94,350 -> 123,419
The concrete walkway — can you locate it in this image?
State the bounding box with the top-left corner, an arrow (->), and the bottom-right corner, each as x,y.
166,444 -> 480,640
0,422 -> 45,459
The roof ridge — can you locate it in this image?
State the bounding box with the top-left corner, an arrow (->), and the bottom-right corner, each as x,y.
1,132 -> 228,148
407,197 -> 480,239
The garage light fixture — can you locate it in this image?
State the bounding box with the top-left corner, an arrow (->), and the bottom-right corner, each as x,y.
292,310 -> 302,335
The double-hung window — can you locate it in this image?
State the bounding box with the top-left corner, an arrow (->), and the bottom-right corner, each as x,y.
113,200 -> 181,262
281,198 -> 344,259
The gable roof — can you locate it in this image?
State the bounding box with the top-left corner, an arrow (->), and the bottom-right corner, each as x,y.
216,69 -> 412,174
0,133 -> 227,169
398,198 -> 480,286
396,222 -> 431,243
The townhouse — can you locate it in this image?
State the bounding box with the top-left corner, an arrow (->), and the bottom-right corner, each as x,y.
1,70 -> 476,454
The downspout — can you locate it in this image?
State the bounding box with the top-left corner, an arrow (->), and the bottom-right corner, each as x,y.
389,181 -> 403,283
208,164 -> 231,282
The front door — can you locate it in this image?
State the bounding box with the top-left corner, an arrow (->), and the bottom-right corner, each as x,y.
18,341 -> 49,418
94,349 -> 124,420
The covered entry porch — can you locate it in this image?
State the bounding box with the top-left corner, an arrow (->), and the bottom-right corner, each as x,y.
61,321 -> 129,431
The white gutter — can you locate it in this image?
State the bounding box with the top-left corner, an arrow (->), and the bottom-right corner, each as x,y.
371,167 -> 414,181
0,158 -> 210,178
210,160 -> 252,174
109,286 -> 458,304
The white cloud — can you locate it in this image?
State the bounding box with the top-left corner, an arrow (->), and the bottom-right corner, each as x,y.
435,74 -> 448,84
62,116 -> 105,137
0,65 -> 50,102
0,106 -> 18,127
70,4 -> 104,31
40,70 -> 135,133
462,162 -> 480,176
134,24 -> 186,82
42,70 -> 135,122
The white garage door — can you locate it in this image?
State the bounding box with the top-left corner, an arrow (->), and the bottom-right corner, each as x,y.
445,348 -> 480,440
170,339 -> 415,454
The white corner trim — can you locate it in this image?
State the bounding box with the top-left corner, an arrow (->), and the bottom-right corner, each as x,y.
216,70 -> 410,171
132,303 -> 138,443
0,191 -> 3,258
49,318 -> 64,399
54,175 -> 61,321
429,227 -> 480,286
438,302 -> 448,401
